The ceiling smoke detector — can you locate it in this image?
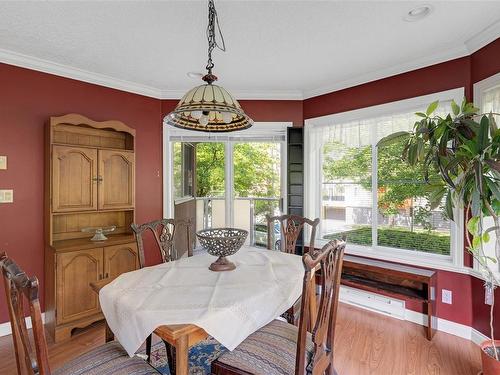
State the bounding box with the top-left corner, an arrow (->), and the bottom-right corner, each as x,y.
404,5 -> 433,22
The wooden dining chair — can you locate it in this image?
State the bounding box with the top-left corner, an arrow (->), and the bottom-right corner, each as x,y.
266,214 -> 320,254
131,218 -> 193,268
266,214 -> 320,324
131,218 -> 193,373
211,238 -> 346,375
0,251 -> 159,375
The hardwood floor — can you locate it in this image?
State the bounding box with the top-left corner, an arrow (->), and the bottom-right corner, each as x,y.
0,303 -> 481,375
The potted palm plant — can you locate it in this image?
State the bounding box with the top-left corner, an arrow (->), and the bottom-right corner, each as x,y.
378,99 -> 500,374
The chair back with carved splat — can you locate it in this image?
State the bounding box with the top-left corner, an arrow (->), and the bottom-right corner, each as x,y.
131,218 -> 192,268
266,214 -> 319,254
1,252 -> 51,375
295,238 -> 346,375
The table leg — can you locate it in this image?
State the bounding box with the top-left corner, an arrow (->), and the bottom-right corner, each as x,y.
146,334 -> 152,362
163,340 -> 177,375
175,334 -> 189,375
105,322 -> 114,342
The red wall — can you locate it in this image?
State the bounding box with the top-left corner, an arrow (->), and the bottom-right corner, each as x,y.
470,39 -> 500,336
303,38 -> 500,334
0,36 -> 498,334
303,56 -> 472,119
0,63 -> 164,323
0,63 -> 303,324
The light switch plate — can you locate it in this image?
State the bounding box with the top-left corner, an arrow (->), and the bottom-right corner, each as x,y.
442,289 -> 452,304
0,189 -> 13,203
0,156 -> 6,170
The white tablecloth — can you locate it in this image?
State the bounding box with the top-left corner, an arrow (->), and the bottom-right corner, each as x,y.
99,246 -> 304,356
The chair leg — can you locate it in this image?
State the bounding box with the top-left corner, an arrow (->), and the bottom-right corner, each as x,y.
281,307 -> 296,325
163,339 -> 177,375
146,334 -> 152,363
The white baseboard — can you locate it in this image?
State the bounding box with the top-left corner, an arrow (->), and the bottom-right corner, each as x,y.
471,328 -> 490,346
339,286 -> 488,345
0,313 -> 46,337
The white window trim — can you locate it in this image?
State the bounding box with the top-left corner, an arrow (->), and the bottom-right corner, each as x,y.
473,72 -> 500,115
304,87 -> 466,273
162,122 -> 292,226
472,73 -> 500,282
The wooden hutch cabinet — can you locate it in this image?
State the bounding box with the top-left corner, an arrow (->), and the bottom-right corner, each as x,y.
44,114 -> 139,342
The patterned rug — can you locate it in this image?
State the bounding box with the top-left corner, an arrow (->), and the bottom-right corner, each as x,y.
140,337 -> 227,375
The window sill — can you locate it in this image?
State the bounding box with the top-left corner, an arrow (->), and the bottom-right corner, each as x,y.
313,238 -> 468,274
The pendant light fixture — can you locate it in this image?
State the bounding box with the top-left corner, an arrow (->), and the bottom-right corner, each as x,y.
164,0 -> 253,132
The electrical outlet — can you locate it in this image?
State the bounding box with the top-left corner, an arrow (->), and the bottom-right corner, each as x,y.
442,289 -> 452,304
0,189 -> 13,203
0,156 -> 6,170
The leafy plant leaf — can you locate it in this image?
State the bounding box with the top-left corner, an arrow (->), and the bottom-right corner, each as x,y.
485,177 -> 500,201
478,115 -> 490,152
483,232 -> 491,243
451,100 -> 460,116
445,190 -> 454,221
426,101 -> 439,116
376,131 -> 410,147
467,216 -> 480,235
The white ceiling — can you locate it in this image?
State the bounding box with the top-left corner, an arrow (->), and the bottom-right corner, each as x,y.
0,1 -> 499,99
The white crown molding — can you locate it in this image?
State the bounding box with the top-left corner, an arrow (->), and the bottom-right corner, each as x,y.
0,18 -> 497,101
303,20 -> 500,100
0,48 -> 164,99
302,44 -> 470,99
0,47 -> 303,100
465,19 -> 500,54
158,88 -> 303,100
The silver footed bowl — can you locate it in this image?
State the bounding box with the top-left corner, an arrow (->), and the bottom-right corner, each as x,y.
196,228 -> 248,272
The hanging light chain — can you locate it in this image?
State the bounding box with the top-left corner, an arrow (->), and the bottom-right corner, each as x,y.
206,0 -> 226,75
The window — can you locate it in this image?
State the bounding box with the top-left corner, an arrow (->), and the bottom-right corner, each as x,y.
474,73 -> 500,276
305,88 -> 464,268
164,122 -> 290,246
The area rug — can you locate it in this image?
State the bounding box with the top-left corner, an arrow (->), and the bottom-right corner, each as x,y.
140,337 -> 227,375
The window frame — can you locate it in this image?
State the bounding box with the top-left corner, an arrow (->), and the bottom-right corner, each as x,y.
472,73 -> 500,280
304,87 -> 465,273
163,122 -> 291,227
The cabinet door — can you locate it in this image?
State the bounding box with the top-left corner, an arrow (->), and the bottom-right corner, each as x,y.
52,146 -> 98,212
56,248 -> 103,325
98,150 -> 135,210
103,243 -> 139,280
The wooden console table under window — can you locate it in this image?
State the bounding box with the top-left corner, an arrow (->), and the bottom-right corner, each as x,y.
340,255 -> 437,340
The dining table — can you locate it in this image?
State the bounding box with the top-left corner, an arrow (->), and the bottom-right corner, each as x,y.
91,245 -> 307,375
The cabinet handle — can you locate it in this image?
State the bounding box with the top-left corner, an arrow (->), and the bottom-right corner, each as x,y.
99,274 -> 103,280
92,177 -> 99,182
97,175 -> 103,183
105,273 -> 109,279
